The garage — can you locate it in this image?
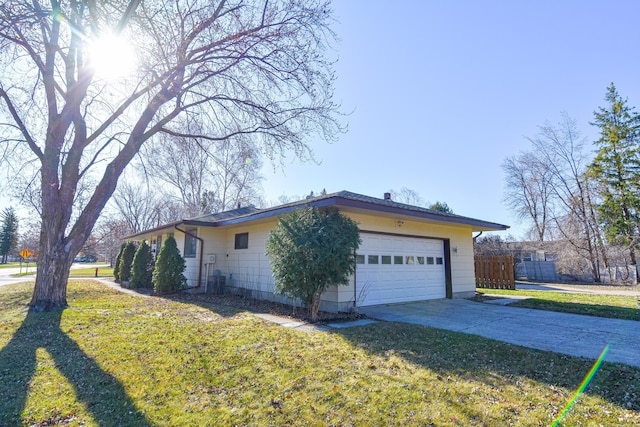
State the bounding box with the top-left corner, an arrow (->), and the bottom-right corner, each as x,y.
355,233 -> 446,306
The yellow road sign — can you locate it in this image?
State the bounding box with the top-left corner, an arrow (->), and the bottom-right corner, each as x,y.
20,249 -> 32,259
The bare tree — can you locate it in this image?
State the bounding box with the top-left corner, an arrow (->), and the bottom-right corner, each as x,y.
17,218 -> 41,259
0,0 -> 343,311
142,121 -> 264,216
502,151 -> 554,242
92,217 -> 135,267
207,136 -> 264,212
388,187 -> 425,206
142,132 -> 211,218
474,234 -> 513,256
111,181 -> 163,234
528,113 -> 608,282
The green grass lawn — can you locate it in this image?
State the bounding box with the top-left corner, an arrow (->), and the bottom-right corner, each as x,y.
1,281 -> 639,426
477,288 -> 640,321
0,262 -> 23,268
68,266 -> 114,277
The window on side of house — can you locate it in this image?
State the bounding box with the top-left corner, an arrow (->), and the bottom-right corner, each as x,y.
235,232 -> 249,249
184,229 -> 198,258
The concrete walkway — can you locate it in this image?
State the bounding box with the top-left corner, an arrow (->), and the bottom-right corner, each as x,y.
360,299 -> 640,368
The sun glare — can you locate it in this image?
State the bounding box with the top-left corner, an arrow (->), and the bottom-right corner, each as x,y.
87,32 -> 138,81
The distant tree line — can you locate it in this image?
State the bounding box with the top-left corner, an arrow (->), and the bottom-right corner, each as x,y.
501,83 -> 640,283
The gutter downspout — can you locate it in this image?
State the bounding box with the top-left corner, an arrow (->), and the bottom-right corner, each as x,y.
174,225 -> 204,290
473,231 -> 483,242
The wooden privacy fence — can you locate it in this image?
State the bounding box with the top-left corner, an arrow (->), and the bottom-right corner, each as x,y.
474,255 -> 515,289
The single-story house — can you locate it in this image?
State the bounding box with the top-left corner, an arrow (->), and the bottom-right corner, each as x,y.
127,191 -> 509,312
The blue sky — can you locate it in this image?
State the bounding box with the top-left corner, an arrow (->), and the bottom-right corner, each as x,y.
260,0 -> 640,238
3,1 -> 640,240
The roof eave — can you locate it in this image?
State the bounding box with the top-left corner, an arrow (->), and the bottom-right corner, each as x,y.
215,195 -> 509,231
124,221 -> 185,240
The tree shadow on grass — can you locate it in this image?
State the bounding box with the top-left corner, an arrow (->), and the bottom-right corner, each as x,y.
160,292 -> 281,319
334,322 -> 640,412
0,309 -> 149,426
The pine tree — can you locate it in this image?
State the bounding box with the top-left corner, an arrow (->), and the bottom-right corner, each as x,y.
0,208 -> 19,264
118,242 -> 136,283
589,83 -> 640,281
130,240 -> 154,289
113,243 -> 126,282
152,235 -> 187,293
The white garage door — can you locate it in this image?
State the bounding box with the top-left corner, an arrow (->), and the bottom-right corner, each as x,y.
356,234 -> 445,306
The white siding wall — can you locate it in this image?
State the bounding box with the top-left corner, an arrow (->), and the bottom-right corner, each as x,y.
198,227 -> 229,288
222,221 -> 282,301
131,210 -> 477,311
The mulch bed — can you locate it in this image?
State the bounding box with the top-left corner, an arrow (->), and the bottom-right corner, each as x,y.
169,291 -> 367,324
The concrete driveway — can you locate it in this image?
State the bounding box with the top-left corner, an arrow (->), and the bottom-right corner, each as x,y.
360,299 -> 640,368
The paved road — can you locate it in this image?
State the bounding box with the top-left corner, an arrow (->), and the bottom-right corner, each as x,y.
0,267 -> 35,287
360,299 -> 640,368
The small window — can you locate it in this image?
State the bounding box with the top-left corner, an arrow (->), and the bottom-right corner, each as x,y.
427,257 -> 434,265
394,256 -> 403,265
234,232 -> 249,249
356,254 -> 365,264
417,256 -> 425,265
436,257 -> 443,265
406,256 -> 415,265
381,255 -> 392,265
368,255 -> 379,265
184,229 -> 198,258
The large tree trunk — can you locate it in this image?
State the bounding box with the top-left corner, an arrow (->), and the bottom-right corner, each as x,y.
30,201 -> 76,311
30,249 -> 73,312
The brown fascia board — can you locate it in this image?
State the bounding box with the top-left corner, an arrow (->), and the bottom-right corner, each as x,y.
124,221 -> 184,239
332,196 -> 509,231
127,193 -> 509,237
212,195 -> 509,231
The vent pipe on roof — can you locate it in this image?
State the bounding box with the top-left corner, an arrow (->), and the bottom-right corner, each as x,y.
384,192 -> 391,200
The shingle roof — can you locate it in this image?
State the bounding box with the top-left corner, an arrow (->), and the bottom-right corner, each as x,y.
188,206 -> 260,222
126,190 -> 508,239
